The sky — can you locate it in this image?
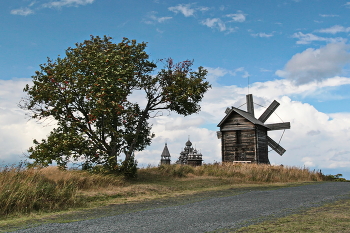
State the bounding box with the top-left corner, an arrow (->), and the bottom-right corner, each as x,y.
1,0 -> 350,179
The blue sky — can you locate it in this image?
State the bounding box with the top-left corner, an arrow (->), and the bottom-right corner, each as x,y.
1,0 -> 350,178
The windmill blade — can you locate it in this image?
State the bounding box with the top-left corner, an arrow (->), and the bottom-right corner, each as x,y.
246,94 -> 255,117
267,136 -> 286,155
265,122 -> 290,131
258,100 -> 280,123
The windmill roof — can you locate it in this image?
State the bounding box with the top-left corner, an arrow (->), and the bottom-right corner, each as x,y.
161,143 -> 171,157
217,107 -> 267,128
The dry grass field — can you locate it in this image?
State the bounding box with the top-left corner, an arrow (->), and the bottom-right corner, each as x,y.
0,163 -> 328,219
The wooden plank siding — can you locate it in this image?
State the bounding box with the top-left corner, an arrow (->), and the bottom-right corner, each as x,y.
221,113 -> 254,129
221,113 -> 257,162
256,125 -> 269,163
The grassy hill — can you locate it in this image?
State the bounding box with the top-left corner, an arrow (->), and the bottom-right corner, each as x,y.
0,163 -> 333,218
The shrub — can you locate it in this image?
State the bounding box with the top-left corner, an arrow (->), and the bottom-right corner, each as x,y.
119,157 -> 138,178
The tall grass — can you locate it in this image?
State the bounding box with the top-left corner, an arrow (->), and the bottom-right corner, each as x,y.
0,166 -> 124,217
0,163 -> 329,218
0,166 -> 76,216
155,163 -> 324,182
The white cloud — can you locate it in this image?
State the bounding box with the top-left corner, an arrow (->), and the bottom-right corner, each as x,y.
316,25 -> 350,34
201,18 -> 226,31
276,42 -> 350,84
168,4 -> 195,17
232,67 -> 250,78
344,2 -> 350,8
203,66 -> 249,85
219,5 -> 226,11
0,79 -> 54,165
260,68 -> 273,72
242,72 -> 250,78
11,0 -> 94,15
10,8 -> 34,16
156,28 -> 164,34
251,32 -> 274,38
201,18 -> 236,33
198,6 -> 210,12
302,157 -> 315,167
144,11 -> 172,24
292,32 -> 345,44
249,76 -> 350,99
203,67 -> 229,85
153,16 -> 172,23
29,1 -> 38,7
226,11 -> 246,23
42,0 -> 94,9
319,14 -> 339,17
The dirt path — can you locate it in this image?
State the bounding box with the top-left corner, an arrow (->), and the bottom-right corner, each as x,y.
11,182 -> 350,233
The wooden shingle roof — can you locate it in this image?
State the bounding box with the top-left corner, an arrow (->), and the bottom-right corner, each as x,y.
161,143 -> 171,157
217,107 -> 267,128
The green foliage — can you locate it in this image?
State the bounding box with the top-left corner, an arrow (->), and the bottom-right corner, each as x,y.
322,173 -> 349,182
119,157 -> 138,179
20,35 -> 210,173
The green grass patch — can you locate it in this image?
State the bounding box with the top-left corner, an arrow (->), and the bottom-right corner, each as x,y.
234,198 -> 350,233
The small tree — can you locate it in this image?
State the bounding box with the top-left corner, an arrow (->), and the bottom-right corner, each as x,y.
20,35 -> 210,172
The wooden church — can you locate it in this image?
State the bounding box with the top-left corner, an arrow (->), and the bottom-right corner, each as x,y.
160,143 -> 171,165
217,94 -> 290,164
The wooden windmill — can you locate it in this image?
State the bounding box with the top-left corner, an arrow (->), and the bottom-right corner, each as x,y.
217,94 -> 290,164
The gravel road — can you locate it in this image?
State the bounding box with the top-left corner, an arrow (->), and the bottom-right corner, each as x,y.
13,182 -> 350,233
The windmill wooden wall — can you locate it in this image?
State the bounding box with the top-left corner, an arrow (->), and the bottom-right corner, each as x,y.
220,112 -> 256,162
255,125 -> 269,163
218,112 -> 270,163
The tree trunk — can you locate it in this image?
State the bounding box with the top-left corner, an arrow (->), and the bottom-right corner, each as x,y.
125,103 -> 150,161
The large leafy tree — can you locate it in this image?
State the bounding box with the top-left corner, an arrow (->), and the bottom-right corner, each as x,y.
20,35 -> 210,170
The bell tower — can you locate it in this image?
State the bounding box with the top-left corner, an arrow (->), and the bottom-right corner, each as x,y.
160,143 -> 171,165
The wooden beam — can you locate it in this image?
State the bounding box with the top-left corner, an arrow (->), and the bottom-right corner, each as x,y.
216,131 -> 222,139
221,127 -> 255,131
265,122 -> 290,131
258,100 -> 280,123
246,94 -> 255,117
267,136 -> 286,155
